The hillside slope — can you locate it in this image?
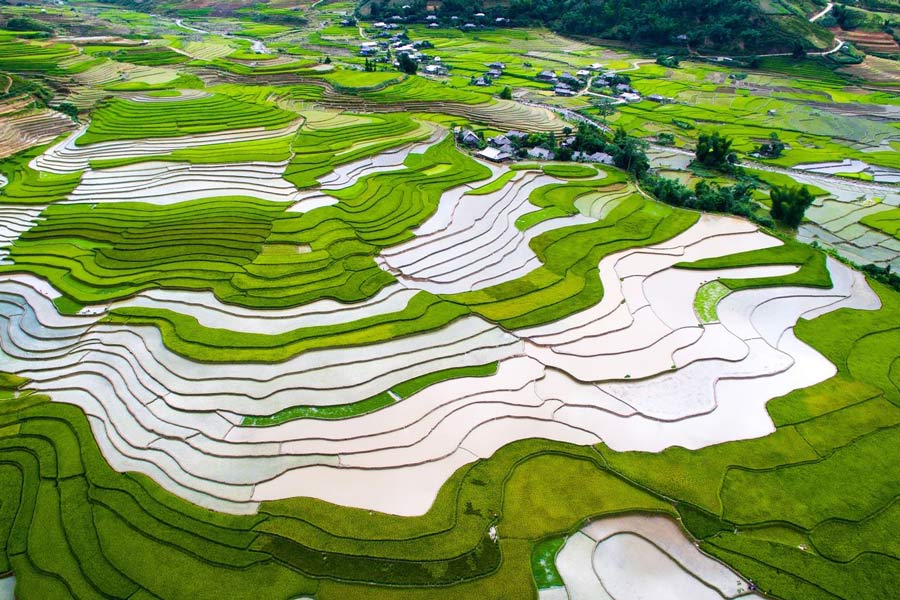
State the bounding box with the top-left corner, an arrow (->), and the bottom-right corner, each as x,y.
362,0 -> 836,53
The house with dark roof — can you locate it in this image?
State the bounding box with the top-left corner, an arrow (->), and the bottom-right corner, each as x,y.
489,134 -> 511,148
459,129 -> 481,147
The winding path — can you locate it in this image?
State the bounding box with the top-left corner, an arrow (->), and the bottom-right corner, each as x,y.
810,2 -> 835,23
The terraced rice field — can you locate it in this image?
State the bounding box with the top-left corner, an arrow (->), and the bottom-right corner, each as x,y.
3,105 -> 897,596
788,169 -> 900,270
78,93 -> 298,145
0,103 -> 77,159
0,10 -> 899,600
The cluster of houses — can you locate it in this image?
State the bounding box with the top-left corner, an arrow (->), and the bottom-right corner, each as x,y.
590,72 -> 643,102
359,35 -> 447,75
457,129 -> 614,165
535,69 -> 593,96
470,62 -> 505,87
369,20 -> 402,31
369,11 -> 510,31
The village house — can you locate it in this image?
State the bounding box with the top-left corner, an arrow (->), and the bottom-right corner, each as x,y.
559,72 -> 582,87
527,147 -> 555,160
489,134 -> 511,148
477,147 -> 511,162
573,151 -> 615,165
459,129 -> 481,147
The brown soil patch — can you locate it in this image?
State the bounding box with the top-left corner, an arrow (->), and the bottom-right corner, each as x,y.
831,27 -> 900,53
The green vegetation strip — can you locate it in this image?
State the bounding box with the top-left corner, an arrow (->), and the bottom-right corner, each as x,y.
89,135 -> 296,170
465,171 -> 516,196
694,281 -> 730,323
242,362 -> 498,426
106,292 -> 468,363
530,535 -> 566,589
861,208 -> 900,240
676,237 -> 832,290
541,164 -> 597,178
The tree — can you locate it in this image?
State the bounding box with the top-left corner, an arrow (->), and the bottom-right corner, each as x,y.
499,86 -> 512,99
397,53 -> 418,75
611,127 -> 649,176
592,97 -> 616,124
695,131 -> 734,170
770,185 -> 813,228
756,132 -> 785,158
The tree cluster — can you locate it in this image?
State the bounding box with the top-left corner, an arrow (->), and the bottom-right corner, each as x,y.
558,124 -> 649,176
397,53 -> 418,75
860,263 -> 900,294
695,131 -> 736,171
769,185 -> 814,229
755,132 -> 785,159
655,55 -> 680,68
5,16 -> 54,34
641,174 -> 757,220
829,5 -> 871,30
364,0 -> 794,52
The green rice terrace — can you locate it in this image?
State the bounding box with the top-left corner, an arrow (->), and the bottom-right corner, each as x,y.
0,0 -> 899,598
